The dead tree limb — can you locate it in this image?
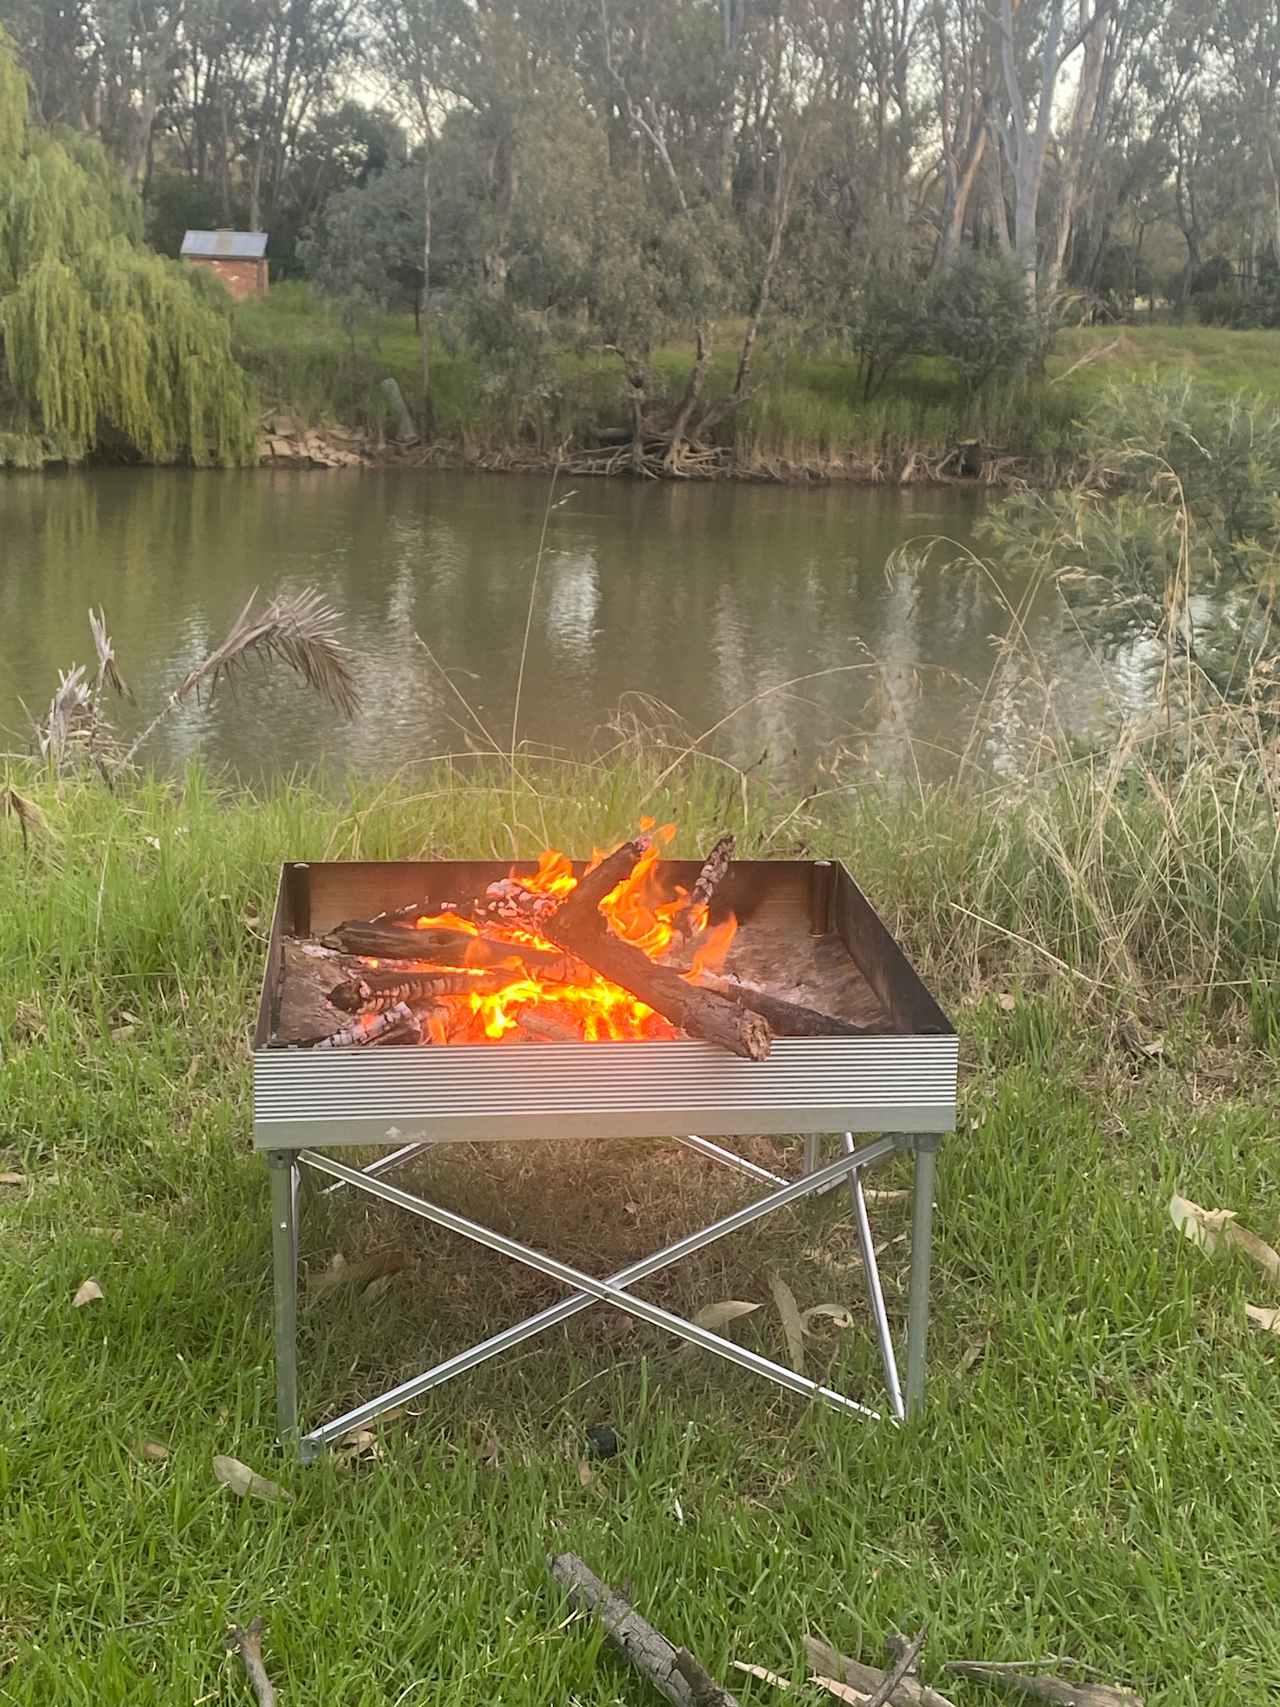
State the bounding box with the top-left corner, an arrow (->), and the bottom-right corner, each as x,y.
864,1630 -> 929,1707
945,1664 -> 1143,1707
224,1617 -> 276,1707
805,1635 -> 957,1707
549,1553 -> 741,1707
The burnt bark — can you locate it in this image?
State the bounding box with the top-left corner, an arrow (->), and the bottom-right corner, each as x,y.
484,838 -> 772,1059
694,976 -> 874,1038
327,970 -> 513,1015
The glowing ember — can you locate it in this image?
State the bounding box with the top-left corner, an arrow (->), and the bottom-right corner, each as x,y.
364,825 -> 737,1045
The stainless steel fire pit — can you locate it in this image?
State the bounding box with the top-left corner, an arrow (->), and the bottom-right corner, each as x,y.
255,856 -> 957,1460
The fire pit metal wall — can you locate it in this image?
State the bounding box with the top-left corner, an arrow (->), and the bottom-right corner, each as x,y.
255,855 -> 956,1458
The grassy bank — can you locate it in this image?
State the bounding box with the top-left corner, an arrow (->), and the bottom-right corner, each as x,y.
236,285 -> 1280,476
2,744 -> 1278,1703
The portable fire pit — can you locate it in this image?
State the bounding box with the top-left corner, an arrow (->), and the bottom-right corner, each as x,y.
254,833 -> 957,1460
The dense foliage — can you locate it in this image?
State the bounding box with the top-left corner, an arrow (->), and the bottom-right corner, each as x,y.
983,378 -> 1280,711
0,33 -> 256,468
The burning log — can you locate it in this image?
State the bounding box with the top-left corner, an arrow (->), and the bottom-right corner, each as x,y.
691,975 -> 873,1039
321,922 -> 476,960
515,1007 -> 580,1044
327,970 -> 512,1015
486,836 -> 772,1061
321,920 -> 568,973
678,832 -> 735,933
310,1002 -> 417,1048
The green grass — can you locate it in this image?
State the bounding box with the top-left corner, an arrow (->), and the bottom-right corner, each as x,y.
2,748 -> 1278,1703
233,285 -> 1280,474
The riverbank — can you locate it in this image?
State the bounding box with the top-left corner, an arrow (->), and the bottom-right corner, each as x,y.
2,747 -> 1277,1702
240,288 -> 1280,483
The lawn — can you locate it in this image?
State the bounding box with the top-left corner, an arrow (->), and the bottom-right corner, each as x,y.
2,750 -> 1277,1704
234,284 -> 1280,472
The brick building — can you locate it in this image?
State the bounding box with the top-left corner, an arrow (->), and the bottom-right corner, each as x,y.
180,230 -> 269,300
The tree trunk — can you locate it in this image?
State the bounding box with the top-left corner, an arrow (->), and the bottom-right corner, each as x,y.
935,117 -> 987,271
421,142 -> 433,428
665,325 -> 712,472
1043,8 -> 1108,299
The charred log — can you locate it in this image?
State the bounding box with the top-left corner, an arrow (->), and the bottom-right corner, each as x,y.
321,921 -> 565,973
310,1002 -> 417,1048
327,970 -> 513,1015
514,1007 -> 580,1044
486,837 -> 771,1060
693,975 -> 874,1038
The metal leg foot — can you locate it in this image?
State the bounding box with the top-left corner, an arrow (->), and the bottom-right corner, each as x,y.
904,1133 -> 940,1419
268,1151 -> 300,1443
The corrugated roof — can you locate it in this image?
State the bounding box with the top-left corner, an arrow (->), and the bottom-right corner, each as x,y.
181,230 -> 268,259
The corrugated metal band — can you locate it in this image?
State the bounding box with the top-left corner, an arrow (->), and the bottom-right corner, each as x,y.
253,1036 -> 958,1146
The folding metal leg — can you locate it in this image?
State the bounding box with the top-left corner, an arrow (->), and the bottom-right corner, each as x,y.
904,1132 -> 940,1419
290,1136 -> 898,1457
319,1139 -> 435,1197
267,1150 -> 300,1441
843,1132 -> 905,1422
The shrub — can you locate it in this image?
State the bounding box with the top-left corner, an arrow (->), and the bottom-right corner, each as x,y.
925,253 -> 1040,392
848,269 -> 929,399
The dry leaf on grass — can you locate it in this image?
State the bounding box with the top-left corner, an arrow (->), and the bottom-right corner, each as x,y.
997,992 -> 1016,1012
212,1454 -> 293,1503
1170,1196 -> 1280,1279
691,1300 -> 761,1332
72,1278 -> 103,1306
306,1249 -> 405,1308
577,1459 -> 594,1487
1245,1304 -> 1280,1335
0,1172 -> 25,1186
11,1002 -> 47,1042
801,1304 -> 855,1333
134,1440 -> 170,1463
769,1273 -> 806,1374
334,1428 -> 381,1467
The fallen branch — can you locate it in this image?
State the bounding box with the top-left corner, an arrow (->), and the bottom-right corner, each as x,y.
804,1635 -> 957,1707
224,1617 -> 276,1707
548,1553 -> 741,1707
864,1631 -> 928,1707
945,1663 -> 1143,1707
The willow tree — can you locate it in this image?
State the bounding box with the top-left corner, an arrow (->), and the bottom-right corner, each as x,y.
0,32 -> 257,468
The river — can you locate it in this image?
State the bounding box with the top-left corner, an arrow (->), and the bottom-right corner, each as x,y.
0,467 -> 1130,784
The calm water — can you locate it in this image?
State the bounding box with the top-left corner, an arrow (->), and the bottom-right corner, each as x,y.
0,468 -> 1128,783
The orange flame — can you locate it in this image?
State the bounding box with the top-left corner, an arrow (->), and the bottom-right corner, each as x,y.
376,825 -> 737,1045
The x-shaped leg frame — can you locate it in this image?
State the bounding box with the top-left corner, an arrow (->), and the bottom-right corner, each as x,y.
267,1129 -> 936,1462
